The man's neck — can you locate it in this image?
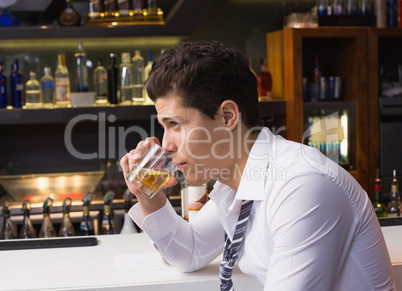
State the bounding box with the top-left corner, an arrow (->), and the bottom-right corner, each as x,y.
218,125 -> 261,191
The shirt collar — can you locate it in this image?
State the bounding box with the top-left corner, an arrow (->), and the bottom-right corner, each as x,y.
236,127 -> 274,201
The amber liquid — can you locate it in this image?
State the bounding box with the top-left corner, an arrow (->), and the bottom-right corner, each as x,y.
136,169 -> 171,193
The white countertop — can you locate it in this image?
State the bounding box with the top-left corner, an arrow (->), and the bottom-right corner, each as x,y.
1,225 -> 401,291
0,232 -> 263,291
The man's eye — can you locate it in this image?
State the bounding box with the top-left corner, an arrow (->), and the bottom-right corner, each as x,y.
170,121 -> 180,128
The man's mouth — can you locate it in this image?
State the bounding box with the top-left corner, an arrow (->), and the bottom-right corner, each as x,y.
177,163 -> 187,172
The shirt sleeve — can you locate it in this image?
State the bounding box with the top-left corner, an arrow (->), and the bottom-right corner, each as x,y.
129,198 -> 224,272
264,173 -> 357,290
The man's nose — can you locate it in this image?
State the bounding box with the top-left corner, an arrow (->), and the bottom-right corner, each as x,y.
162,133 -> 178,155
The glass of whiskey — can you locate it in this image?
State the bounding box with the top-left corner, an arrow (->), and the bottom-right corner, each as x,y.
126,142 -> 177,199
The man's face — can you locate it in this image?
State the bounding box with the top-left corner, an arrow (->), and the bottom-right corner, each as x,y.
155,94 -> 232,186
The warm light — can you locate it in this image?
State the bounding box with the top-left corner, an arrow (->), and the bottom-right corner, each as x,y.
36,177 -> 50,190
111,22 -> 118,26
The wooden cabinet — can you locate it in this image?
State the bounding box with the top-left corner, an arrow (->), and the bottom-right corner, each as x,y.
266,28 -> 370,194
367,28 -> 402,195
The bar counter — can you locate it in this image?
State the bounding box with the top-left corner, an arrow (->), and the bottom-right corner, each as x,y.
1,225 -> 402,290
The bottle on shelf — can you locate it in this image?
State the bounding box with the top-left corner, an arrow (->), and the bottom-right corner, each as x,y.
346,0 -> 357,15
80,192 -> 95,236
58,0 -> 82,26
333,0 -> 344,15
74,41 -> 89,92
94,58 -> 108,106
39,197 -> 57,238
88,0 -> 104,21
373,169 -> 387,218
317,0 -> 329,15
59,197 -> 76,237
375,0 -> 387,27
119,52 -> 134,105
0,61 -> 7,108
107,53 -> 119,105
143,50 -> 154,104
120,189 -> 138,234
25,71 -> 42,109
132,50 -> 144,104
118,0 -> 130,17
147,0 -> 157,16
256,58 -> 272,102
386,0 -> 398,27
104,0 -> 117,18
101,191 -> 116,235
0,200 -> 17,240
387,169 -> 400,217
19,200 -> 37,239
361,0 -> 371,15
10,58 -> 23,108
40,67 -> 55,108
132,0 -> 144,17
311,54 -> 322,102
55,53 -> 71,108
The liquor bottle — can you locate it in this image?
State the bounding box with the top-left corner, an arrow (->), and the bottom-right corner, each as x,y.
311,54 -> 321,101
143,50 -> 154,104
88,0 -> 104,21
333,0 -> 344,15
373,169 -> 387,218
318,0 -> 329,15
256,58 -> 272,102
120,189 -> 138,234
119,52 -> 133,105
39,197 -> 57,238
107,53 -> 119,105
346,0 -> 357,15
101,191 -> 116,235
74,42 -> 89,92
80,192 -> 95,236
118,0 -> 130,17
132,0 -> 144,17
40,67 -> 55,108
58,0 -> 81,26
19,200 -> 37,239
0,61 -> 7,108
375,0 -> 387,27
387,169 -> 400,217
132,50 -> 144,104
59,197 -> 76,237
25,71 -> 42,109
10,58 -> 23,108
386,0 -> 398,27
104,0 -> 117,18
147,0 -> 157,15
0,200 -> 17,240
361,0 -> 371,15
55,53 -> 71,107
94,58 -> 108,106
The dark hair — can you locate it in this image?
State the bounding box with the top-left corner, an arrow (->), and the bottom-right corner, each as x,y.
144,41 -> 261,128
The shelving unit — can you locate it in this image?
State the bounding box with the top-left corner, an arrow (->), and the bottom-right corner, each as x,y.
367,28 -> 402,195
267,27 -> 370,193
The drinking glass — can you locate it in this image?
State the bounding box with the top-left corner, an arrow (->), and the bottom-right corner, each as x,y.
126,142 -> 177,199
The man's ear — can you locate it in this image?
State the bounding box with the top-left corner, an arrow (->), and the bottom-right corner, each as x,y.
220,100 -> 239,131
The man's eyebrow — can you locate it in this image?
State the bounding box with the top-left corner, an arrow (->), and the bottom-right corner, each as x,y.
159,116 -> 180,124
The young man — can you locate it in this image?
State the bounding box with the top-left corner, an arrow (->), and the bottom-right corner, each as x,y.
120,41 -> 395,290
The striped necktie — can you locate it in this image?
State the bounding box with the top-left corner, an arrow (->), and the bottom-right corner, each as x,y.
219,200 -> 254,291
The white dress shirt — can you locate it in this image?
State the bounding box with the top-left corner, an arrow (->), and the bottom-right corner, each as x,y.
130,127 -> 396,290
